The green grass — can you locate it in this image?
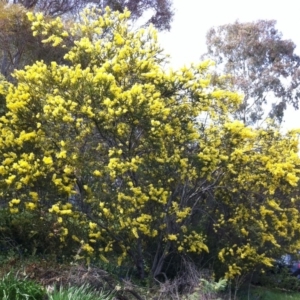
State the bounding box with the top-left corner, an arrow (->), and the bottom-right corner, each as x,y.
0,272 -> 46,300
47,284 -> 113,300
237,285 -> 300,300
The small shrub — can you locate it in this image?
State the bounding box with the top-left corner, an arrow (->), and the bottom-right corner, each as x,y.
257,266 -> 300,292
188,277 -> 227,300
0,272 -> 46,300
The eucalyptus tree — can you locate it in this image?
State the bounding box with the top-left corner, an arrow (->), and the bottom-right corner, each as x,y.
203,20 -> 300,125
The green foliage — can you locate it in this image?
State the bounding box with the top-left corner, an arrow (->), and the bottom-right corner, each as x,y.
0,272 -> 46,300
188,278 -> 227,300
237,285 -> 300,300
257,267 -> 300,292
47,284 -> 112,300
200,277 -> 227,293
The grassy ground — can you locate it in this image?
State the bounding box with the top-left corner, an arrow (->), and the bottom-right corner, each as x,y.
237,285 -> 300,300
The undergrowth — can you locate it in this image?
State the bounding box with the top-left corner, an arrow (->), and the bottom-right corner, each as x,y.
0,272 -> 46,300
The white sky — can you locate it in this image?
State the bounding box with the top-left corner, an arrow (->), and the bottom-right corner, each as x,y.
157,0 -> 300,131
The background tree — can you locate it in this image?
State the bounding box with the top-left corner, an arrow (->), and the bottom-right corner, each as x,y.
7,0 -> 174,30
0,9 -> 300,282
202,20 -> 300,125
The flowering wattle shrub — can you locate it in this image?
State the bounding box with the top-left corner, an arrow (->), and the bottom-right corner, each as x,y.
0,7 -> 299,280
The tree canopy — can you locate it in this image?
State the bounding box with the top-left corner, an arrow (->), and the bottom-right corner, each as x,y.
6,0 -> 174,30
0,0 -> 173,81
203,20 -> 300,125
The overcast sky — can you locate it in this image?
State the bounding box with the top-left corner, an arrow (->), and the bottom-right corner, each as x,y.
157,0 -> 300,131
